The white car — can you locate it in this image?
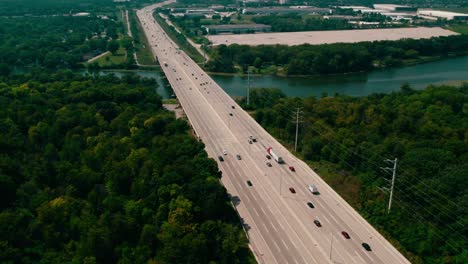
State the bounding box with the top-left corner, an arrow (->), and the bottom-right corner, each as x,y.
223,149 -> 227,155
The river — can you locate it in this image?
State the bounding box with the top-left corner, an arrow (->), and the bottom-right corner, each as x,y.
93,56 -> 468,99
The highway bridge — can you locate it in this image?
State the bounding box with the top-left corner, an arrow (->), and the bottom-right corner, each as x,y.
137,2 -> 410,263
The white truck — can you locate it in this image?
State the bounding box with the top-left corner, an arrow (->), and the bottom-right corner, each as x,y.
308,185 -> 319,195
267,147 -> 284,164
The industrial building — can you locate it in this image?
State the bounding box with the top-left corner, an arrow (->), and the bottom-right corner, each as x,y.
203,24 -> 271,34
417,10 -> 468,21
373,4 -> 417,12
243,7 -> 330,15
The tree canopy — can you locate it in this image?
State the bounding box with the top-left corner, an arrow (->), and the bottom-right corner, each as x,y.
241,84 -> 468,263
0,72 -> 254,263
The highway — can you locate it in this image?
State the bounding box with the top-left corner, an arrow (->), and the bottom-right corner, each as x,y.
137,2 -> 411,263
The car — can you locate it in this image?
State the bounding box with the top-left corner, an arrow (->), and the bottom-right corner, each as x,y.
252,137 -> 257,142
314,220 -> 322,227
266,155 -> 271,159
247,180 -> 253,186
231,105 -> 235,109
307,202 -> 314,208
248,139 -> 252,144
229,113 -> 233,116
362,243 -> 371,251
266,162 -> 272,167
236,154 -> 241,160
341,231 -> 350,239
289,166 -> 295,172
218,156 -> 224,162
289,187 -> 296,194
223,149 -> 227,155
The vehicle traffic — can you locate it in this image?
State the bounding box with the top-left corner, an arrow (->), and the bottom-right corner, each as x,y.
308,184 -> 319,195
267,147 -> 284,163
314,220 -> 322,227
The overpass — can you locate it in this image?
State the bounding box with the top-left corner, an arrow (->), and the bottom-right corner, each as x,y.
137,2 -> 410,263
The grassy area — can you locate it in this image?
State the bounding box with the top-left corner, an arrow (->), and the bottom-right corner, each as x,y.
92,46 -> 127,67
162,98 -> 179,104
128,10 -> 156,65
448,24 -> 468,35
154,13 -> 204,63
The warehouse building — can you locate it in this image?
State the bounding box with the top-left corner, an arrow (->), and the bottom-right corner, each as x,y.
243,7 -> 330,15
203,24 -> 271,34
417,10 -> 468,21
373,4 -> 417,12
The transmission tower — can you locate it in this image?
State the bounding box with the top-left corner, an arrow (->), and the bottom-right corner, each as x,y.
380,158 -> 398,213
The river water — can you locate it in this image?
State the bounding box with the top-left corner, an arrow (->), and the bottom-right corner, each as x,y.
94,56 -> 468,98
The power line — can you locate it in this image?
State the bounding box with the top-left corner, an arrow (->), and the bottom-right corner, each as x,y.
291,107 -> 303,152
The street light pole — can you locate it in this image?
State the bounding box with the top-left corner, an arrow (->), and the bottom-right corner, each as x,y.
247,70 -> 251,105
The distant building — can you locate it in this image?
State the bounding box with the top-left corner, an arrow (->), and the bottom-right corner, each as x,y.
373,4 -> 417,12
337,6 -> 369,12
203,24 -> 271,34
417,10 -> 468,20
243,7 -> 330,15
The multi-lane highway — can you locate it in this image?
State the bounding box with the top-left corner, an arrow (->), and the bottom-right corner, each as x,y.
137,2 -> 410,263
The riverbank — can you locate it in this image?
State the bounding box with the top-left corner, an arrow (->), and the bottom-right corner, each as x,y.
204,52 -> 468,79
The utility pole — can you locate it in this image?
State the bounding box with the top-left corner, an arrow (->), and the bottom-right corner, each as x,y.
381,158 -> 398,213
247,70 -> 251,106
292,108 -> 303,152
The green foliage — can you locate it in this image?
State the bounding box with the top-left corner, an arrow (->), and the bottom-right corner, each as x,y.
0,16 -> 120,70
0,72 -> 253,263
208,35 -> 468,75
249,84 -> 468,263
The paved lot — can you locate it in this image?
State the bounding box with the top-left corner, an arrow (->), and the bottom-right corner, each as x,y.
208,27 -> 458,46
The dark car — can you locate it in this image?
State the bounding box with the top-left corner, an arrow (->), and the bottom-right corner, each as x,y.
362,243 -> 371,251
341,231 -> 350,239
307,202 -> 314,208
247,180 -> 253,186
218,156 -> 224,162
236,154 -> 241,160
231,105 -> 235,109
266,155 -> 271,159
289,166 -> 295,172
314,220 -> 321,227
266,162 -> 272,167
289,187 -> 296,194
229,113 -> 233,116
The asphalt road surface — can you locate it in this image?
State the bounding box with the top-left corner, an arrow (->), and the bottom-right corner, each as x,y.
137,2 -> 411,263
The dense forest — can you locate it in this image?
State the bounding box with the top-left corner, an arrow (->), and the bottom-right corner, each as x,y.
237,85 -> 468,263
0,15 -> 120,71
0,72 -> 253,263
0,0 -> 160,15
206,35 -> 468,75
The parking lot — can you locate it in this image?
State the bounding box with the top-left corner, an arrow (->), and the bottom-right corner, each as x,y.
208,27 -> 458,46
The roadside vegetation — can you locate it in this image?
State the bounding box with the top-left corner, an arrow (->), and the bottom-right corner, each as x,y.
205,35 -> 468,75
128,10 -> 157,66
238,84 -> 468,263
153,12 -> 204,63
0,71 -> 254,263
